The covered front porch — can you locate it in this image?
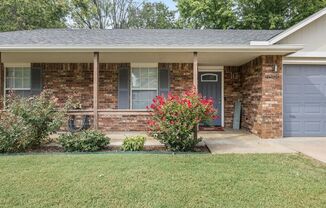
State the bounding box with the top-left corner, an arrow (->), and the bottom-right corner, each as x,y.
0,49 -> 291,138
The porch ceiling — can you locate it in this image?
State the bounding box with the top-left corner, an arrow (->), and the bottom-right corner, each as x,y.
1,50 -> 295,66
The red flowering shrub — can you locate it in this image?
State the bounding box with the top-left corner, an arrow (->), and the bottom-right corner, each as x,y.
147,88 -> 218,151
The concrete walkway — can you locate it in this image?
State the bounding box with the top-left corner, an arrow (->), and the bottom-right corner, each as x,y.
203,130 -> 295,154
270,137 -> 326,163
203,130 -> 326,163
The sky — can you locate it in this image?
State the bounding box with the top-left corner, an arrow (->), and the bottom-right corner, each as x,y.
148,0 -> 177,10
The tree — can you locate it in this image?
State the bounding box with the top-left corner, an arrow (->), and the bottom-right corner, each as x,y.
128,2 -> 178,29
69,0 -> 140,29
236,0 -> 326,29
0,0 -> 68,32
176,0 -> 237,29
176,0 -> 326,30
69,0 -> 178,29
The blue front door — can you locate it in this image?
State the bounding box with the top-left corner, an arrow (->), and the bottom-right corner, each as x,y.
198,72 -> 222,126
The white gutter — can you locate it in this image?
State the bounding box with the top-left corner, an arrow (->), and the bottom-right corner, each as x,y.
0,44 -> 303,53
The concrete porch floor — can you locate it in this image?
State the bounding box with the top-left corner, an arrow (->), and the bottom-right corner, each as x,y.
202,129 -> 296,154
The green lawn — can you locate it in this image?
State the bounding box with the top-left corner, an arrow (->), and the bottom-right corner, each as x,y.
0,153 -> 325,208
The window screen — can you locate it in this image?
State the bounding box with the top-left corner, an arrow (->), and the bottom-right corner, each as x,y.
131,67 -> 158,109
6,67 -> 31,90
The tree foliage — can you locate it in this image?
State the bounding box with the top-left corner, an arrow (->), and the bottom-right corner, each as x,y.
0,0 -> 326,31
235,0 -> 326,29
176,0 -> 326,29
176,0 -> 236,29
69,0 -> 138,29
128,2 -> 178,29
0,0 -> 68,32
69,0 -> 178,29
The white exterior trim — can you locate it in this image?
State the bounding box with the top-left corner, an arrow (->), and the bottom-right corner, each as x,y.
283,59 -> 326,65
4,63 -> 31,68
198,66 -> 224,71
199,67 -> 225,127
0,44 -> 303,53
3,63 -> 32,106
131,63 -> 158,68
130,64 -> 159,109
269,7 -> 326,44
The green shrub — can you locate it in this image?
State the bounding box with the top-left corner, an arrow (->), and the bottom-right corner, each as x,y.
121,136 -> 146,151
0,113 -> 34,153
6,91 -> 68,147
148,88 -> 217,151
59,130 -> 110,152
0,90 -> 71,153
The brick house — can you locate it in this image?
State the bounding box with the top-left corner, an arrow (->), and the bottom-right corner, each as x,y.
1,8 -> 326,139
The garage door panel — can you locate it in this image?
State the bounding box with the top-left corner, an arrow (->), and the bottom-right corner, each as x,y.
303,103 -> 322,114
284,103 -> 300,113
304,121 -> 321,133
284,64 -> 326,137
284,84 -> 302,95
284,121 -> 301,134
303,84 -> 322,95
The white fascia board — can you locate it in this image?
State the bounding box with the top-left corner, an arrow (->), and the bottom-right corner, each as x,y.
269,7 -> 326,44
286,51 -> 326,58
283,58 -> 326,65
250,41 -> 271,46
0,44 -> 303,54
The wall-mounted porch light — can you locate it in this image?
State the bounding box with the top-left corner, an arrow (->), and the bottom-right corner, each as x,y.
274,64 -> 278,72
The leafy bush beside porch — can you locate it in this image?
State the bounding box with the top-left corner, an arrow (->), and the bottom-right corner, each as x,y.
0,91 -> 71,153
147,88 -> 217,151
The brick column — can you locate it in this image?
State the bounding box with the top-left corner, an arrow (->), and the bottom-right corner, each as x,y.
239,55 -> 283,139
260,55 -> 283,138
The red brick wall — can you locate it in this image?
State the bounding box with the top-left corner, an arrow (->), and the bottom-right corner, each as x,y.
224,56 -> 283,138
224,66 -> 241,128
170,63 -> 193,95
240,57 -> 264,136
36,63 -> 120,109
5,60 -> 282,136
159,63 -> 193,95
99,113 -> 150,132
38,62 -> 193,131
260,56 -> 283,138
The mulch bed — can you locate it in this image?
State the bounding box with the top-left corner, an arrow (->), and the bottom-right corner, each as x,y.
25,144 -> 210,154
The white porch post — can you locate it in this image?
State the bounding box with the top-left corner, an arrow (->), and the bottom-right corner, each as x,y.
193,52 -> 198,92
193,52 -> 199,136
93,52 -> 99,130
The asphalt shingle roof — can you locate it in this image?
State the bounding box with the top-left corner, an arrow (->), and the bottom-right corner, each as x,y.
0,29 -> 283,47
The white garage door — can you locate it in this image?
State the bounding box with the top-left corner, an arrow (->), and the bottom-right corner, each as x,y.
284,65 -> 326,137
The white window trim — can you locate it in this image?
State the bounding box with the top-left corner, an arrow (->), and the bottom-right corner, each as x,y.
130,64 -> 159,109
3,63 -> 31,106
131,63 -> 158,68
201,73 -> 218,82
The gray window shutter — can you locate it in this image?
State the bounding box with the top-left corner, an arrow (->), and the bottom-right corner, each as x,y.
159,68 -> 169,97
118,66 -> 130,109
30,66 -> 42,96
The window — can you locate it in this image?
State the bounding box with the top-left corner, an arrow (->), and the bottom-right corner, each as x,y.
5,67 -> 31,96
131,67 -> 158,109
201,73 -> 218,82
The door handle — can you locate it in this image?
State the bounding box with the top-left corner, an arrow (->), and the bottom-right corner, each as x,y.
289,115 -> 296,119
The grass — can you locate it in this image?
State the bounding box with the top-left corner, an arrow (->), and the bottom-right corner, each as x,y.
0,153 -> 325,208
